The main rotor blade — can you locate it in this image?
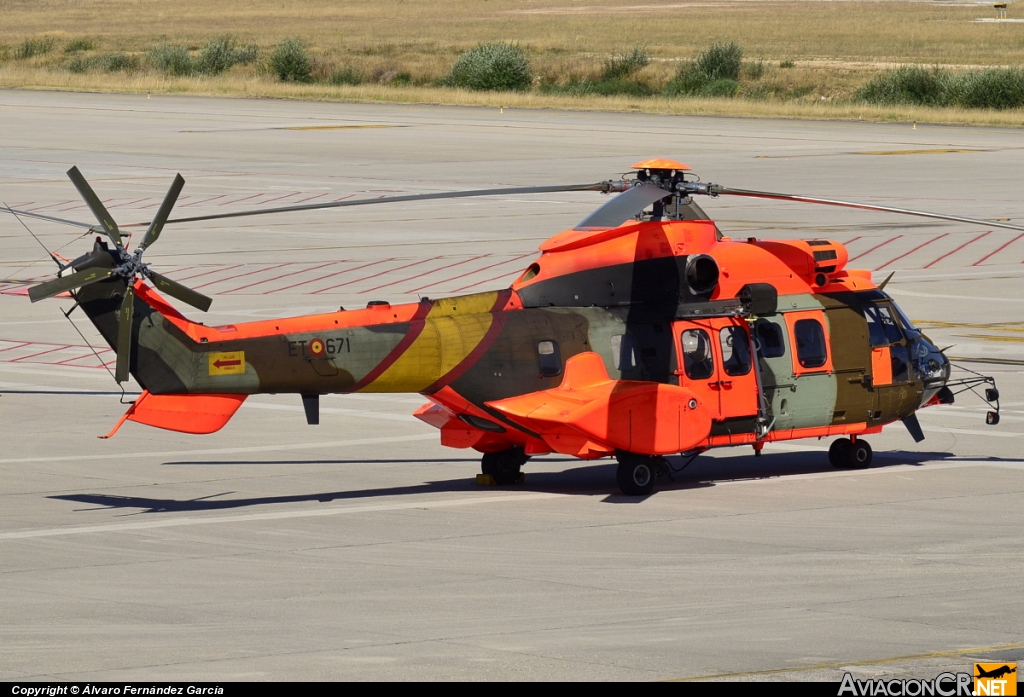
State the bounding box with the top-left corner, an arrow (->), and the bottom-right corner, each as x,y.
138,174 -> 185,252
121,182 -> 620,227
712,187 -> 1024,233
27,267 -> 113,302
149,271 -> 212,312
575,183 -> 671,230
67,166 -> 123,248
115,285 -> 135,384
0,207 -> 95,230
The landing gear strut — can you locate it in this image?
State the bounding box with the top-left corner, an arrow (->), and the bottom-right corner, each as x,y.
616,451 -> 659,496
481,446 -> 529,485
828,437 -> 872,469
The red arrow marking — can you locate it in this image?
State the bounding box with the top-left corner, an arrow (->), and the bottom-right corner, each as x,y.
213,359 -> 242,369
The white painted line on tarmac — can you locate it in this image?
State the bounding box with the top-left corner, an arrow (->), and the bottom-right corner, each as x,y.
0,491 -> 562,541
0,433 -> 436,465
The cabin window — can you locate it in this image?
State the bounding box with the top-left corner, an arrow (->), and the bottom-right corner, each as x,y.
537,340 -> 562,377
753,320 -> 786,358
794,319 -> 828,369
862,304 -> 904,347
610,334 -> 638,371
681,329 -> 715,380
720,326 -> 752,376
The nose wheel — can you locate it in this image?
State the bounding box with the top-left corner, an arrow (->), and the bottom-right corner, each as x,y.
828,437 -> 872,469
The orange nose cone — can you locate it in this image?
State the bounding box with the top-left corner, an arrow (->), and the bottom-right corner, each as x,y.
631,158 -> 691,171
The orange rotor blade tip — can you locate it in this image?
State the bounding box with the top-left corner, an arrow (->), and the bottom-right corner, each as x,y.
631,158 -> 691,171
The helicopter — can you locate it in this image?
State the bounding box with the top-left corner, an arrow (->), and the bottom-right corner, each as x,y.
7,158 -> 1008,496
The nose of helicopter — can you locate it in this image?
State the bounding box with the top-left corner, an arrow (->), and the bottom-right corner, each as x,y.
913,334 -> 951,406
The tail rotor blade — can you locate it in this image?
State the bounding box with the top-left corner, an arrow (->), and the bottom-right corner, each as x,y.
67,166 -> 123,248
115,285 -> 135,384
148,271 -> 212,312
138,174 -> 185,252
27,267 -> 114,303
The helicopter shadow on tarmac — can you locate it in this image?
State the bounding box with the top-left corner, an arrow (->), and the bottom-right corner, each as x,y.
47,449 -> 1020,515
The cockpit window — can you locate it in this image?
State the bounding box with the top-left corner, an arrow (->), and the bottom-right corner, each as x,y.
861,304 -> 904,346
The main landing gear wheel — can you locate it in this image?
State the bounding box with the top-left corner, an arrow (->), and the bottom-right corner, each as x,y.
828,438 -> 873,469
481,446 -> 529,485
616,452 -> 656,496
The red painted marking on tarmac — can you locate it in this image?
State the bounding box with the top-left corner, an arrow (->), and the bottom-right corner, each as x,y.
971,232 -> 1024,266
841,236 -> 862,247
332,194 -> 356,202
0,342 -> 33,353
416,253 -> 535,293
257,191 -> 302,205
923,231 -> 991,269
354,259 -> 442,294
218,193 -> 263,207
221,261 -> 338,294
848,235 -> 903,263
452,268 -> 528,293
172,264 -> 245,282
309,258 -> 426,295
268,259 -> 387,294
191,263 -> 294,290
139,196 -> 192,210
292,193 -> 330,205
366,255 -> 490,294
24,200 -> 75,212
179,194 -> 228,208
11,345 -> 70,362
876,234 -> 948,270
54,352 -> 104,366
118,197 -> 150,208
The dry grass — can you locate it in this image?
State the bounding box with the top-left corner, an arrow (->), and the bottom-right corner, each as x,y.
2,0 -> 1024,125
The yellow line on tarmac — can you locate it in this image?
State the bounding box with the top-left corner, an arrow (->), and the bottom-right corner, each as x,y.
667,642 -> 1024,682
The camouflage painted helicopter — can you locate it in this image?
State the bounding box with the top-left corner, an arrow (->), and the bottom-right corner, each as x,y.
11,159 -> 1007,495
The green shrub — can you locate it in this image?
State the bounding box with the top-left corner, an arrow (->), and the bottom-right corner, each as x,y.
446,43 -> 532,91
558,77 -> 655,97
856,65 -> 946,106
664,63 -> 709,96
270,38 -> 312,82
16,37 -> 55,59
329,65 -> 364,85
701,79 -> 741,97
66,55 -> 93,73
695,41 -> 742,82
602,46 -> 650,80
101,53 -> 139,73
947,68 -> 1024,110
64,38 -> 95,53
779,59 -> 795,69
743,59 -> 765,80
233,44 -> 259,65
665,42 -> 744,97
149,44 -> 194,76
197,36 -> 236,74
857,66 -> 1024,110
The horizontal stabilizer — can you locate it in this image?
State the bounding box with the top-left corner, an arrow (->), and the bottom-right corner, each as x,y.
488,352 -> 712,456
102,390 -> 247,438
